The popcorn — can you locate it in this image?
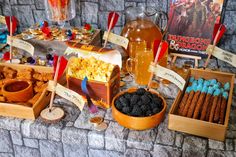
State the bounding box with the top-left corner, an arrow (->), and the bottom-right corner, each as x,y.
67,57 -> 115,82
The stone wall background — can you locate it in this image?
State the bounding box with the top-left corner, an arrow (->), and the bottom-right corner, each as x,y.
0,0 -> 235,54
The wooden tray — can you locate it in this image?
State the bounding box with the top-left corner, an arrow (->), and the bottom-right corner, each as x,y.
168,69 -> 235,141
0,63 -> 60,120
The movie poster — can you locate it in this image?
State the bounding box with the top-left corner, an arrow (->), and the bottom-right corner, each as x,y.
167,0 -> 224,57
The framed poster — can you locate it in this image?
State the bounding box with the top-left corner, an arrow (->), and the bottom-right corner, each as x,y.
167,0 -> 225,57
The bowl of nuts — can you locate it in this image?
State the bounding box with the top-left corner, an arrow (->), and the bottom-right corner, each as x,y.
112,88 -> 167,130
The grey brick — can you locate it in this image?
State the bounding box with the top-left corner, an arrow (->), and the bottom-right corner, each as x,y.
127,129 -> 156,151
62,127 -> 88,145
208,139 -> 225,150
35,0 -> 45,9
0,153 -> 14,157
0,129 -> 13,153
18,0 -> 33,4
224,11 -> 236,35
39,140 -> 63,157
48,123 -> 63,142
182,136 -> 207,157
226,130 -> 236,138
98,12 -> 124,30
100,0 -> 125,11
207,150 -> 236,157
14,145 -> 40,157
63,143 -> 88,157
21,120 -> 34,137
0,117 -> 22,131
226,0 -> 236,11
2,0 -> 12,15
152,144 -> 182,157
175,133 -> 184,148
33,10 -> 47,24
105,121 -> 128,152
88,149 -> 123,157
124,149 -> 151,157
88,131 -> 104,149
23,138 -> 39,149
10,0 -> 17,5
29,119 -> 48,139
125,2 -> 136,8
10,131 -> 22,146
225,139 -> 234,151
81,2 -> 98,24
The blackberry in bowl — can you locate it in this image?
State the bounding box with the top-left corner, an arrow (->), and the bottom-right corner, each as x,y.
112,88 -> 167,130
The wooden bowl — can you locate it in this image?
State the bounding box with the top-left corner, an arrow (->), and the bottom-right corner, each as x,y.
112,88 -> 167,130
2,79 -> 33,102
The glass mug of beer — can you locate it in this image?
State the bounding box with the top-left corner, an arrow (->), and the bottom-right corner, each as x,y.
126,43 -> 153,86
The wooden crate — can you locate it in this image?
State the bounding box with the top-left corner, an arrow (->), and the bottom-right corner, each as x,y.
168,69 -> 235,141
0,63 -> 61,120
67,65 -> 120,109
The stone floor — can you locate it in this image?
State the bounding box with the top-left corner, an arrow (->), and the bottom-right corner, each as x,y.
0,58 -> 235,157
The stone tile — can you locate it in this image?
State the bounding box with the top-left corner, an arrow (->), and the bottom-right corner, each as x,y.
229,108 -> 236,131
23,138 -> 39,149
0,129 -> 13,153
33,10 -> 46,24
29,119 -> 48,139
48,123 -> 63,142
81,2 -> 98,24
10,131 -> 23,146
74,106 -> 106,130
0,153 -> 14,157
226,130 -> 236,138
182,136 -> 207,157
207,150 -> 236,157
156,83 -> 179,99
104,108 -> 113,121
225,139 -> 234,151
62,127 -> 88,145
224,11 -> 236,35
146,0 -> 168,11
225,0 -> 236,11
62,105 -> 80,122
208,139 -> 225,150
10,0 -> 17,4
127,129 -> 157,151
11,5 -> 35,28
235,139 -> 236,151
98,11 -> 124,30
105,121 -> 129,152
152,144 -> 182,157
155,116 -> 175,146
35,0 -> 45,9
125,2 -> 136,8
2,0 -> 11,15
88,149 -> 123,157
0,117 -> 22,131
113,27 -> 123,35
14,145 -> 40,157
18,0 -> 33,4
124,149 -> 151,157
21,120 -> 34,137
39,140 -> 63,157
63,143 -> 88,157
100,0 -> 125,11
175,133 -> 184,148
219,35 -> 236,55
88,131 -> 104,149
199,58 -> 218,69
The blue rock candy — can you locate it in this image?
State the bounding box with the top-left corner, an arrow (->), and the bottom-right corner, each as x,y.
213,83 -> 220,90
192,83 -> 198,92
189,76 -> 195,83
202,86 -> 208,93
213,88 -> 221,96
222,92 -> 228,99
186,86 -> 192,93
192,81 -> 198,87
197,84 -> 203,91
197,78 -> 204,85
210,79 -> 217,86
203,80 -> 210,87
207,87 -> 214,95
220,88 -> 224,93
224,82 -> 230,91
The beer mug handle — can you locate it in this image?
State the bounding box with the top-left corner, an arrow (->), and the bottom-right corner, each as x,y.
126,58 -> 134,76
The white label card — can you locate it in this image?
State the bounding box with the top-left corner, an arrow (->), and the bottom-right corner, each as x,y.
103,31 -> 129,49
48,81 -> 85,111
7,36 -> 34,56
149,63 -> 186,90
206,45 -> 236,67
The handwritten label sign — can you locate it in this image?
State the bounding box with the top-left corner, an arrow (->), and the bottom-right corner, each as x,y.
7,36 -> 34,55
0,16 -> 6,24
149,63 -> 186,90
48,81 -> 85,111
103,31 -> 129,49
206,45 -> 236,67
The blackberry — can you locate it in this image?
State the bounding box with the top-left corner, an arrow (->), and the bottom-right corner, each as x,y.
136,88 -> 146,95
153,97 -> 162,105
153,108 -> 161,114
124,92 -> 132,99
137,101 -> 143,106
119,97 -> 130,106
141,95 -> 151,105
150,103 -> 157,109
122,107 -> 131,114
131,106 -> 143,117
115,100 -> 123,110
141,105 -> 148,112
146,110 -> 153,116
131,95 -> 140,105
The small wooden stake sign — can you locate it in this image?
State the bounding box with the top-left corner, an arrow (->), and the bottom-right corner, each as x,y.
41,56 -> 65,123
